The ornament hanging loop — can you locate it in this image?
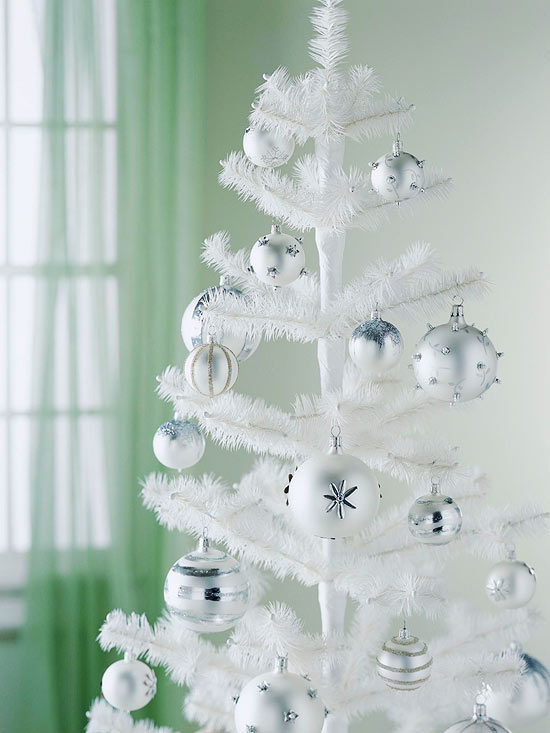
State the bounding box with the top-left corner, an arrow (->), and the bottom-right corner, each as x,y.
452,294 -> 465,306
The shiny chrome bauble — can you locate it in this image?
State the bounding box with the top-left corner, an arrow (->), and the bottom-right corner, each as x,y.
412,303 -> 499,404
234,656 -> 325,733
181,282 -> 260,362
242,125 -> 295,168
443,702 -> 511,733
370,138 -> 425,203
408,480 -> 462,545
101,654 -> 157,711
184,341 -> 238,397
249,224 -> 305,287
349,312 -> 403,373
164,534 -> 249,633
485,553 -> 537,610
152,419 -> 205,470
376,622 -> 432,691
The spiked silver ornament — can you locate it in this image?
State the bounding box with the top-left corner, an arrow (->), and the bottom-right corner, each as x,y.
243,126 -> 295,168
250,224 -> 306,286
370,133 -> 425,203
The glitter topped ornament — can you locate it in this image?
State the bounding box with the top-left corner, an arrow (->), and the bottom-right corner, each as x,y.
152,418 -> 205,470
234,656 -> 325,733
101,653 -> 157,712
376,621 -> 432,691
370,133 -> 425,204
243,125 -> 295,168
443,698 -> 511,733
485,545 -> 536,610
412,300 -> 501,405
408,478 -> 462,545
349,309 -> 403,373
184,338 -> 238,397
249,224 -> 305,287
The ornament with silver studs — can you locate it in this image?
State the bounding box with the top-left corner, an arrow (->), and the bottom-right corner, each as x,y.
184,334 -> 238,397
408,478 -> 463,545
249,224 -> 305,287
485,544 -> 536,610
349,308 -> 403,373
376,621 -> 433,691
370,133 -> 425,204
101,652 -> 157,712
152,416 -> 205,470
243,125 -> 295,168
234,656 -> 325,733
443,695 -> 511,733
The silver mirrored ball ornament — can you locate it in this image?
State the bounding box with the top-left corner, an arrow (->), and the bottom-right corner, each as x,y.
485,548 -> 536,610
349,309 -> 403,373
443,701 -> 511,733
376,622 -> 432,691
408,479 -> 463,545
101,653 -> 157,712
153,418 -> 205,470
243,125 -> 295,168
370,136 -> 425,203
249,224 -> 305,287
184,340 -> 238,397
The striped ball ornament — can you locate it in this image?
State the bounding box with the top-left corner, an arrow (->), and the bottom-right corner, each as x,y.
376,622 -> 432,691
184,340 -> 238,397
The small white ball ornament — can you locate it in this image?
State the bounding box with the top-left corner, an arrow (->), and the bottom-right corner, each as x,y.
184,338 -> 238,397
287,432 -> 380,539
164,531 -> 249,633
152,418 -> 205,470
443,698 -> 511,733
243,125 -> 295,168
376,621 -> 432,691
412,300 -> 501,405
101,653 -> 157,711
234,656 -> 325,733
408,479 -> 463,545
181,278 -> 260,362
349,309 -> 403,373
370,134 -> 425,204
249,224 -> 305,287
485,546 -> 536,610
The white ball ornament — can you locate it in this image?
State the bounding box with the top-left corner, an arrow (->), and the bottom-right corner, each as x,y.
443,699 -> 511,733
408,479 -> 463,545
234,656 -> 325,733
184,338 -> 238,397
412,300 -> 501,405
376,621 -> 432,691
243,125 -> 295,168
101,653 -> 157,712
370,134 -> 425,204
152,418 -> 205,470
249,224 -> 305,287
287,432 -> 380,539
164,531 -> 249,633
485,546 -> 536,610
349,309 -> 403,373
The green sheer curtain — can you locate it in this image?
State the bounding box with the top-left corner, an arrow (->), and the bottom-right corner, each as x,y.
17,2 -> 205,731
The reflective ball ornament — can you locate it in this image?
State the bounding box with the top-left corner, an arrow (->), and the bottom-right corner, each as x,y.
181,279 -> 260,362
242,125 -> 295,168
184,340 -> 238,397
152,419 -> 205,470
370,135 -> 425,203
485,547 -> 537,610
101,653 -> 157,712
408,479 -> 463,545
234,656 -> 325,733
376,622 -> 432,691
249,224 -> 305,287
443,700 -> 511,733
412,301 -> 500,405
349,309 -> 403,373
164,531 -> 249,633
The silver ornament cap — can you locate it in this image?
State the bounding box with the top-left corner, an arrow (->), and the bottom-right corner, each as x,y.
349,309 -> 403,373
485,547 -> 536,609
243,126 -> 295,168
249,224 -> 305,287
408,479 -> 463,545
152,419 -> 205,470
376,621 -> 432,691
443,699 -> 511,732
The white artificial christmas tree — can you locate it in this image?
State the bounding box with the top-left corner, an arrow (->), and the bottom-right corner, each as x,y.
88,2 -> 550,732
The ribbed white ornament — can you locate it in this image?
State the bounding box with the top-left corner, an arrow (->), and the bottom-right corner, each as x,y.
184,340 -> 238,397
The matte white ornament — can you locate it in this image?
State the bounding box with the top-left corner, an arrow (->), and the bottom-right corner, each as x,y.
243,125 -> 295,168
376,621 -> 432,691
287,433 -> 380,539
485,546 -> 536,610
152,418 -> 205,470
249,224 -> 305,287
164,531 -> 249,633
101,653 -> 157,712
348,309 -> 403,373
370,134 -> 425,203
184,339 -> 238,397
443,700 -> 511,733
408,478 -> 462,545
412,301 -> 500,405
234,656 -> 325,733
181,278 -> 260,362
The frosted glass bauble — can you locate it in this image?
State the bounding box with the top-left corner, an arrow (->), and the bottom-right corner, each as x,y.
152,419 -> 205,470
349,313 -> 403,373
243,125 -> 294,168
485,557 -> 536,610
101,656 -> 156,712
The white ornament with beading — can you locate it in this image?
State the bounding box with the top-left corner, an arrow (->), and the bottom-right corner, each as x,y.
370,135 -> 425,203
184,340 -> 238,397
376,622 -> 432,691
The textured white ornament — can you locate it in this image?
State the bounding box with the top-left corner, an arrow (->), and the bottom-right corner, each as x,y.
408,479 -> 462,545
348,309 -> 403,373
443,701 -> 511,733
485,547 -> 536,610
288,434 -> 380,539
376,622 -> 432,691
249,224 -> 305,286
152,418 -> 205,470
101,653 -> 157,712
243,125 -> 295,168
181,279 -> 260,362
184,340 -> 238,397
370,135 -> 425,203
234,656 -> 325,733
486,643 -> 550,726
164,531 -> 249,633
412,301 -> 500,404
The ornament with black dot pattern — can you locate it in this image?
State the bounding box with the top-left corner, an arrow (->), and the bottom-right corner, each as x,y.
249,224 -> 305,286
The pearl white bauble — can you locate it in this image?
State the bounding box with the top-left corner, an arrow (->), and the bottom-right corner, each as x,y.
412,302 -> 499,405
152,419 -> 205,470
242,126 -> 295,168
164,534 -> 249,633
376,623 -> 432,691
101,655 -> 157,711
234,657 -> 325,733
181,282 -> 260,362
249,224 -> 305,286
443,703 -> 511,733
349,312 -> 403,373
485,555 -> 537,610
370,138 -> 425,203
408,481 -> 462,545
287,437 -> 380,539
184,341 -> 238,397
